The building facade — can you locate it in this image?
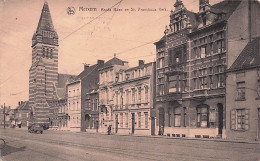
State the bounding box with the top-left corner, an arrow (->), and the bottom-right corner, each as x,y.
112,61 -> 156,135
226,37 -> 260,141
14,101 -> 32,127
67,60 -> 104,132
98,57 -> 129,134
154,0 -> 260,139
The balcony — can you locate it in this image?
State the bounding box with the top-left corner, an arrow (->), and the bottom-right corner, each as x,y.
157,92 -> 182,102
165,65 -> 185,75
189,88 -> 225,99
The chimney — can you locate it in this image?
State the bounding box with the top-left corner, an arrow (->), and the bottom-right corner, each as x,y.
97,60 -> 104,66
139,60 -> 145,66
84,64 -> 90,70
18,101 -> 20,105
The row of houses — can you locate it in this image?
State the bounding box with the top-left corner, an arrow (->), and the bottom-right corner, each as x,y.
13,0 -> 260,141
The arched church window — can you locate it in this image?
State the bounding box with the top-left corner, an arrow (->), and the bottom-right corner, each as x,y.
50,49 -> 53,59
43,48 -> 45,58
46,48 -> 49,58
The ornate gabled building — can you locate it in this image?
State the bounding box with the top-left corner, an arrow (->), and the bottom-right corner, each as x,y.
29,2 -> 60,125
154,0 -> 260,139
154,0 -> 196,136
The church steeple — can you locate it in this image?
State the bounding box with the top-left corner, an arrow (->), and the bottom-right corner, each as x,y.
36,2 -> 55,33
29,2 -> 59,125
32,2 -> 58,47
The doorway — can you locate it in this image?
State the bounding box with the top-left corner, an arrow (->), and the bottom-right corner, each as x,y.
151,117 -> 155,135
115,114 -> 118,133
159,108 -> 165,135
217,103 -> 223,136
131,113 -> 135,134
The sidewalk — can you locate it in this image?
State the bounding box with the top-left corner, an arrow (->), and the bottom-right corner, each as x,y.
83,131 -> 260,144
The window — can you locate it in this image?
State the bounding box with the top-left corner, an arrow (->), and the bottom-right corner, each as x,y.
138,87 -> 142,104
125,113 -> 128,128
168,75 -> 178,93
94,99 -> 98,111
200,46 -> 206,58
158,58 -> 165,68
138,112 -> 141,128
231,109 -> 249,130
217,74 -> 224,88
209,43 -> 213,55
144,112 -> 148,128
193,78 -> 198,90
115,93 -> 118,106
42,48 -> 45,57
120,113 -> 123,128
145,86 -> 149,103
217,40 -> 225,53
209,76 -> 213,88
131,89 -> 135,104
197,106 -> 209,128
236,82 -> 245,100
126,90 -> 129,107
126,74 -> 130,81
174,107 -> 181,127
183,80 -> 188,92
159,84 -> 165,95
200,77 -> 207,89
175,51 -> 181,64
120,92 -> 124,108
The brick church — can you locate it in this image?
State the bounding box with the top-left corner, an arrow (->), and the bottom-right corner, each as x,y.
29,2 -> 74,126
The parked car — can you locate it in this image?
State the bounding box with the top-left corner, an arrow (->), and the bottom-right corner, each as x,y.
28,124 -> 43,134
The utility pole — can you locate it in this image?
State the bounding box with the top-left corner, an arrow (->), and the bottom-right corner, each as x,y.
3,103 -> 5,129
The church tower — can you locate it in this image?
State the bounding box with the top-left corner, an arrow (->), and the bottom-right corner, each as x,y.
29,2 -> 58,125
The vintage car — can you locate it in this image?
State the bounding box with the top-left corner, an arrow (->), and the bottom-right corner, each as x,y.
28,124 -> 43,134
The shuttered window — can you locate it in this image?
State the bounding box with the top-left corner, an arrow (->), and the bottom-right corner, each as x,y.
231,109 -> 249,130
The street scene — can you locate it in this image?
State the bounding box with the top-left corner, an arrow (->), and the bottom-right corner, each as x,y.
1,0 -> 260,160
0,128 -> 260,161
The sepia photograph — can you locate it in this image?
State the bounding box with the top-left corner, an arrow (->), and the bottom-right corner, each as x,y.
0,0 -> 260,160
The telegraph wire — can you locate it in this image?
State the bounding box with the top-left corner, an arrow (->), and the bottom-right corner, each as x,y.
59,0 -> 123,42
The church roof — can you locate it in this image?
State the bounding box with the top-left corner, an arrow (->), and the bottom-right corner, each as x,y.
229,37 -> 260,71
54,74 -> 76,99
16,101 -> 30,111
57,74 -> 76,88
105,57 -> 127,66
36,2 -> 56,34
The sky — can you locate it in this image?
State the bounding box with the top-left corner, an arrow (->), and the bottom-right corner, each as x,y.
0,0 -> 222,108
